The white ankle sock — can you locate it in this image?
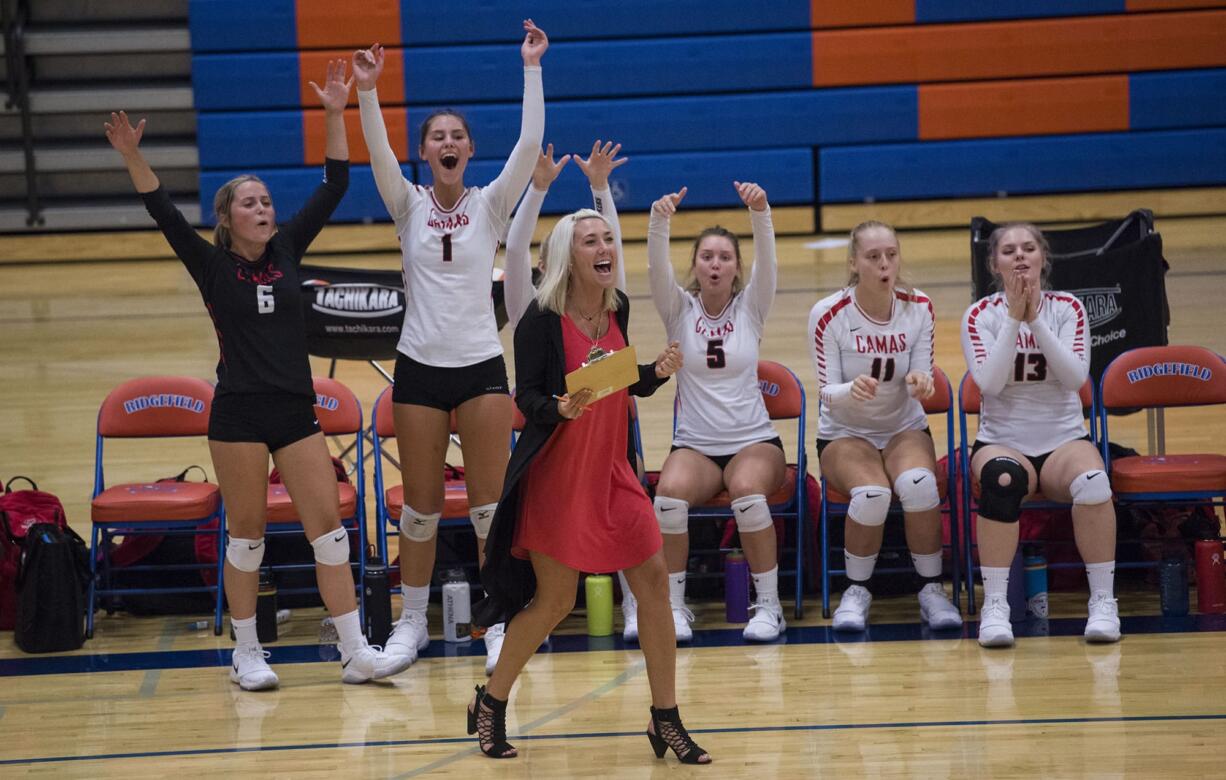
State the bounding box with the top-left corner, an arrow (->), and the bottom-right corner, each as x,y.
232,615 -> 258,648
844,551 -> 878,583
668,572 -> 686,605
402,584 -> 429,618
981,566 -> 1010,599
334,608 -> 366,654
751,566 -> 779,602
911,551 -> 943,579
1085,561 -> 1116,598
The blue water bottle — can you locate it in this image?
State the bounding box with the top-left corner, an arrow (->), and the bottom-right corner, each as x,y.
1023,545 -> 1048,619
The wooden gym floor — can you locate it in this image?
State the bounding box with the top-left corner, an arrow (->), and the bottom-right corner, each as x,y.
0,214 -> 1223,777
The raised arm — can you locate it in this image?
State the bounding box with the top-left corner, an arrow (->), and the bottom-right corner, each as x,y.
1029,294 -> 1090,391
736,181 -> 777,325
107,111 -> 211,275
576,140 -> 628,292
962,298 -> 1020,397
505,145 -> 570,329
484,20 -> 548,221
353,43 -> 412,223
646,188 -> 691,326
283,59 -> 353,259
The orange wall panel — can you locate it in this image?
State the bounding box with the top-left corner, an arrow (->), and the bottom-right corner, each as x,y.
813,9 -> 1226,86
299,48 -> 405,108
810,0 -> 914,28
295,0 -> 401,49
303,106 -> 408,165
919,76 -> 1129,139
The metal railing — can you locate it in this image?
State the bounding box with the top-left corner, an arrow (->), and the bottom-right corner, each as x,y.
2,0 -> 42,226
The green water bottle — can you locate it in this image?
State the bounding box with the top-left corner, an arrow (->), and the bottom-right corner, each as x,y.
585,574 -> 613,637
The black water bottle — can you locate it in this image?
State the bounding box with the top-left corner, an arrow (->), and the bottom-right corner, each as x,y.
256,567 -> 278,644
364,548 -> 392,646
1159,556 -> 1189,617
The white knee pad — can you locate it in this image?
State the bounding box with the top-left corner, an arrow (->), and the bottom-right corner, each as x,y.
226,536 -> 265,573
1069,469 -> 1112,505
654,495 -> 690,535
400,505 -> 441,542
893,468 -> 940,513
848,486 -> 892,527
469,502 -> 496,539
311,528 -> 350,566
731,494 -> 773,534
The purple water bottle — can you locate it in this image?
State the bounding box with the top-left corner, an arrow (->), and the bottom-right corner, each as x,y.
724,549 -> 750,623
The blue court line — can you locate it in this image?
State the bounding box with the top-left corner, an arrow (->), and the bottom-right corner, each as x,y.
4,712 -> 1225,767
4,613 -> 1225,678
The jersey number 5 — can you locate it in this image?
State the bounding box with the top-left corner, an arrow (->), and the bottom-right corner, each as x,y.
870,357 -> 895,381
256,284 -> 275,314
706,339 -> 726,369
1013,353 -> 1048,382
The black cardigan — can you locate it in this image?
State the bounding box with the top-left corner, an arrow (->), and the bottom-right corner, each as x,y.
474,290 -> 668,627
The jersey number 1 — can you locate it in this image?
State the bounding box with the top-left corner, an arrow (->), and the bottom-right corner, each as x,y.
256,284 -> 275,314
870,357 -> 895,381
706,339 -> 726,369
442,233 -> 452,262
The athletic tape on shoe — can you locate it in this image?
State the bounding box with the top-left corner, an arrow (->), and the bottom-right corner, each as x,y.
469,503 -> 496,538
979,457 -> 1029,523
1069,469 -> 1112,506
848,486 -> 891,527
893,468 -> 940,513
731,493 -> 773,534
654,495 -> 690,535
311,529 -> 350,566
226,536 -> 265,572
400,506 -> 440,542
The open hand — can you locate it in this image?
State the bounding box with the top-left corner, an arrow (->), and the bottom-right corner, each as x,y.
351,44 -> 385,91
104,111 -> 145,156
532,144 -> 571,190
651,187 -> 687,218
309,58 -> 354,113
575,140 -> 627,191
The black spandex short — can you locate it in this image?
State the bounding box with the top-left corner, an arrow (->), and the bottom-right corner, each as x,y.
208,392 -> 320,452
669,436 -> 784,471
815,427 -> 932,461
392,352 -> 509,411
970,435 -> 1092,482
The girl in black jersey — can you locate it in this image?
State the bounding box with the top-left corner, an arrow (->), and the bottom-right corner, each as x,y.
105,60 -> 409,690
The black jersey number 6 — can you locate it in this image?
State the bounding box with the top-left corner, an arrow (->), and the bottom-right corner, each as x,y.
706,339 -> 726,369
256,284 -> 275,314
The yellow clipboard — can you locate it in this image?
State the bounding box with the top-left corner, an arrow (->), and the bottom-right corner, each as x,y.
564,345 -> 639,400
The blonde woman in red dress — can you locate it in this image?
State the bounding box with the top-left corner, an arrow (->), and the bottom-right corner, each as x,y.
468,209 -> 710,765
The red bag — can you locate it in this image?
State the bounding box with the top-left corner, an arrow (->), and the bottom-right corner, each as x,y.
0,477 -> 68,629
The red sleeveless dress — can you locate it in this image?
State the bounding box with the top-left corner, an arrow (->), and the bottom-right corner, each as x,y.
513,315 -> 662,572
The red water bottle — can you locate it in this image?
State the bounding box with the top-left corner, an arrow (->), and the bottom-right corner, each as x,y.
1194,539 -> 1226,614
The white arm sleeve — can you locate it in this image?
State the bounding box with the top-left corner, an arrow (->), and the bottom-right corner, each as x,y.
483,66 -> 544,223
646,210 -> 689,327
913,298 -> 935,376
591,185 -> 625,293
357,88 -> 412,224
1029,298 -> 1090,391
504,185 -> 547,329
962,304 -> 1021,396
809,303 -> 854,410
742,207 -> 777,327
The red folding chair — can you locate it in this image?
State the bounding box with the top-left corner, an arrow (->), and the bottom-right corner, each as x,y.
89,376 -> 223,637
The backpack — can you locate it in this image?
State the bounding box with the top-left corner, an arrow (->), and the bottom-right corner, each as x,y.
15,522 -> 90,653
0,477 -> 68,630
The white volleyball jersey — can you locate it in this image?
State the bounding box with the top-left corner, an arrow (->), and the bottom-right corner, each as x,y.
648,208 -> 778,456
961,291 -> 1090,456
358,67 -> 543,367
808,288 -> 933,446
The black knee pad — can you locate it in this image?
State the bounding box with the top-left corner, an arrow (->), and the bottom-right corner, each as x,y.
979,457 -> 1029,523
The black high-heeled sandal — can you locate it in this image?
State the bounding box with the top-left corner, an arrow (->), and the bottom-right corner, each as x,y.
466,685 -> 517,759
646,705 -> 711,764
